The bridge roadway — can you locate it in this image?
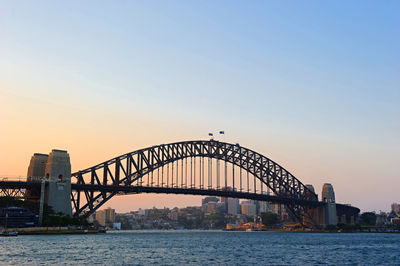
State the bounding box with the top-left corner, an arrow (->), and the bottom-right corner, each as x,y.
0,180 -> 361,213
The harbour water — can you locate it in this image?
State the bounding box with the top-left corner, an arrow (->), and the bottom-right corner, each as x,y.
1,230 -> 399,265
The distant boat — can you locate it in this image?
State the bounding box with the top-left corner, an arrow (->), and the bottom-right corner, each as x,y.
0,230 -> 18,237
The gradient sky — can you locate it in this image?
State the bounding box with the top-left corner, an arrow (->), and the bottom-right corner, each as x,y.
1,1 -> 399,213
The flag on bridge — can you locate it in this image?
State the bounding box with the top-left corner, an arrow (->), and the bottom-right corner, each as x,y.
208,133 -> 213,136
219,131 -> 224,134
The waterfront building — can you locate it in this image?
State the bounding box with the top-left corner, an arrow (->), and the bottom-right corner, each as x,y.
0,207 -> 38,228
259,200 -> 268,214
205,202 -> 217,214
96,207 -> 116,227
391,203 -> 399,214
202,196 -> 219,212
241,201 -> 256,217
216,202 -> 226,213
168,209 -> 179,221
251,200 -> 260,215
376,212 -> 388,226
227,197 -> 240,215
391,217 -> 400,225
268,202 -> 281,215
220,187 -> 239,214
280,207 -> 291,222
137,208 -> 148,216
112,222 -> 121,230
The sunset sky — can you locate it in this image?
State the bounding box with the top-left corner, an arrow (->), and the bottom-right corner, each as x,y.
1,1 -> 399,213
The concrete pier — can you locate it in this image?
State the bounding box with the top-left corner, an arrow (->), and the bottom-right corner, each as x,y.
322,183 -> 337,227
44,150 -> 72,216
26,153 -> 49,199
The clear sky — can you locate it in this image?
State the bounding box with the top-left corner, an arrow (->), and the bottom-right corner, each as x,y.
1,1 -> 399,213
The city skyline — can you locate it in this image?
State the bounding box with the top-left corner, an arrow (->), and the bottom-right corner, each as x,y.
1,1 -> 399,213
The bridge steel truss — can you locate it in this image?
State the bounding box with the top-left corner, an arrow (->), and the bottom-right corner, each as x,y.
0,181 -> 30,199
71,140 -> 322,228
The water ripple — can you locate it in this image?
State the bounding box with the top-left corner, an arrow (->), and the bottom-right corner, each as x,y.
1,231 -> 400,265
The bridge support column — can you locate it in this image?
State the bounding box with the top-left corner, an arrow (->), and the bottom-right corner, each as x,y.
44,150 -> 72,216
38,179 -> 45,226
322,183 -> 337,227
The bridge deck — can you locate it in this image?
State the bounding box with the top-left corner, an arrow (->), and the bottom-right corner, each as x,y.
0,180 -> 361,210
71,183 -> 325,207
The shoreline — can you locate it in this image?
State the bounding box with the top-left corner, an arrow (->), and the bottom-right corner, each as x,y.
3,227 -> 399,235
106,228 -> 400,234
2,227 -> 105,235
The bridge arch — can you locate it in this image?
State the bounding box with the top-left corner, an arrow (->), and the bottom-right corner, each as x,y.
71,140 -> 320,227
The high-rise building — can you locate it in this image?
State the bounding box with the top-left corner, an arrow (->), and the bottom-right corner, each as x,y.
241,201 -> 257,217
227,197 -> 240,215
216,202 -> 226,213
258,192 -> 272,215
259,200 -> 268,214
268,202 -> 281,215
220,187 -> 234,213
250,200 -> 259,215
96,207 -> 116,227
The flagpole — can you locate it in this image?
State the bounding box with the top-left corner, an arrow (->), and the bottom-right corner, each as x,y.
219,130 -> 225,143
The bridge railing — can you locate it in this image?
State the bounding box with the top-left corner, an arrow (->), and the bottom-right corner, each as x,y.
0,177 -> 31,182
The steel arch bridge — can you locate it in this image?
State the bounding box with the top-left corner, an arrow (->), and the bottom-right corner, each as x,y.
70,140 -> 322,227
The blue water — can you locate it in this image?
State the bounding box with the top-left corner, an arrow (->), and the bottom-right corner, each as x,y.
1,230 -> 399,265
